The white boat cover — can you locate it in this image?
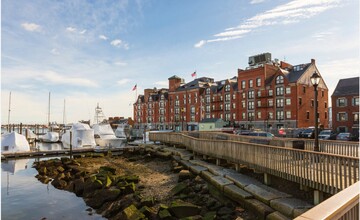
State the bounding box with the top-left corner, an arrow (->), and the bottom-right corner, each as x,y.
25,129 -> 37,139
115,124 -> 128,138
61,123 -> 96,148
40,132 -> 59,143
93,124 -> 116,139
1,132 -> 30,152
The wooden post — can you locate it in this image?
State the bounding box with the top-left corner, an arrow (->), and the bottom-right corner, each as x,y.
19,123 -> 23,134
264,173 -> 272,185
314,190 -> 324,205
25,128 -> 28,141
70,131 -> 73,160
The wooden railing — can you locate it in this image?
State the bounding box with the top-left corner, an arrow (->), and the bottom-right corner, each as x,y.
150,132 -> 359,194
295,181 -> 359,220
183,131 -> 359,157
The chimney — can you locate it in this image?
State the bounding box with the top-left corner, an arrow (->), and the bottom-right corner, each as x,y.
311,59 -> 315,64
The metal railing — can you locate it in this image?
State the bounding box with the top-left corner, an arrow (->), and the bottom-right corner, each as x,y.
150,132 -> 359,194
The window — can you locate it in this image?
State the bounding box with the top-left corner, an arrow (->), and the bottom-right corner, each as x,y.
299,98 -> 302,105
206,88 -> 211,94
191,115 -> 195,122
248,112 -> 255,120
303,87 -> 306,93
354,113 -> 359,122
248,101 -> 254,110
190,106 -> 195,114
257,90 -> 261,97
220,104 -> 223,110
276,99 -> 284,107
276,111 -> 284,120
353,97 -> 359,106
311,100 -> 314,107
257,100 -> 261,107
212,105 -> 215,110
321,90 -> 324,97
225,94 -> 231,101
256,78 -> 261,87
286,111 -> 291,119
242,93 -> 246,98
268,89 -> 273,96
338,112 -> 347,121
232,113 -> 236,120
241,80 -> 246,89
257,112 -> 261,119
325,112 -> 328,119
225,113 -> 231,121
206,96 -> 210,103
232,103 -> 236,109
225,84 -> 231,92
276,75 -> 284,84
242,101 -> 246,108
206,105 -> 210,112
212,96 -> 215,102
337,98 -> 347,107
325,102 -> 327,108
232,94 -> 236,100
286,99 -> 291,105
306,111 -> 310,120
268,112 -> 273,119
249,79 -> 253,88
276,87 -> 284,96
242,113 -> 246,119
248,90 -> 254,99
286,87 -> 291,94
225,104 -> 230,111
268,99 -> 273,107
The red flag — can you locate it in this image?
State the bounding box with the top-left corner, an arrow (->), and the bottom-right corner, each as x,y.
132,84 -> 137,91
191,71 -> 196,77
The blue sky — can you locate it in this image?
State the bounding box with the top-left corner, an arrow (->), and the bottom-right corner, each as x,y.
1,0 -> 359,124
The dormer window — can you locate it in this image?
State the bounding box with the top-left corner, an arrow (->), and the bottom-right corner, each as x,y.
225,84 -> 231,92
276,75 -> 284,84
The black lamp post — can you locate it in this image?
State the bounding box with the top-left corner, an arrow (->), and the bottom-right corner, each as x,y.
310,71 -> 321,151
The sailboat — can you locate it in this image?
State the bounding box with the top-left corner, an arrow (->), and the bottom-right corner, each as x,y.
39,92 -> 59,143
92,104 -> 126,149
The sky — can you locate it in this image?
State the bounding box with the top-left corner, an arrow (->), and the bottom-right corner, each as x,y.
1,0 -> 359,125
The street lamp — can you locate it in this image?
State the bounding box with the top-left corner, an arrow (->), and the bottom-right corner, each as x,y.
310,71 -> 321,151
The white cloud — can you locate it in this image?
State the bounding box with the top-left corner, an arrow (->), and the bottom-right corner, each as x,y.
194,40 -> 207,48
51,48 -> 60,55
114,61 -> 127,66
66,27 -> 77,32
250,0 -> 266,4
99,35 -> 108,40
79,29 -> 87,34
117,79 -> 130,85
21,22 -> 41,32
111,39 -> 122,47
2,69 -> 98,88
154,81 -> 168,87
196,0 -> 341,47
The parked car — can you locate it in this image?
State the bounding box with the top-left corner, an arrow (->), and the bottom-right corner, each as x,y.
298,128 -> 315,138
336,132 -> 352,141
318,130 -> 337,140
248,131 -> 274,139
236,130 -> 251,135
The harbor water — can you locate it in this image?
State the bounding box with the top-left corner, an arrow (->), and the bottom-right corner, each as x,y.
1,143 -> 105,220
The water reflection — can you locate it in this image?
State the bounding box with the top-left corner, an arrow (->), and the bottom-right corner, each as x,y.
1,158 -> 105,220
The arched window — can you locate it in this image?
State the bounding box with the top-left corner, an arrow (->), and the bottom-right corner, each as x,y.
276,75 -> 284,84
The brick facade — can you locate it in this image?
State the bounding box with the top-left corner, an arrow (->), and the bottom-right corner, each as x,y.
133,54 -> 329,132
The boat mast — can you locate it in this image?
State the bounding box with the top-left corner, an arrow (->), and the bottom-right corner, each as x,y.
7,91 -> 11,131
48,92 -> 51,126
63,99 -> 66,125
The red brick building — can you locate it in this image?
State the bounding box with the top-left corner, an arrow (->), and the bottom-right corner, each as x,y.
331,77 -> 359,134
133,53 -> 329,132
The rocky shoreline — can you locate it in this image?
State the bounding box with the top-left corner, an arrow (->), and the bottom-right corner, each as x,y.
33,149 -> 254,220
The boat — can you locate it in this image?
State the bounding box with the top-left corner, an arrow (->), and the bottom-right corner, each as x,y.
92,104 -> 126,149
1,158 -> 29,174
115,123 -> 129,139
38,131 -> 60,143
61,123 -> 96,149
1,132 -> 30,152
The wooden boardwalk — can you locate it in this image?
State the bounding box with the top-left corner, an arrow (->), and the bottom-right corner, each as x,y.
150,132 -> 359,195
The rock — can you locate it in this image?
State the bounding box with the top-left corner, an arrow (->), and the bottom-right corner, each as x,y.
140,197 -> 155,207
73,178 -> 85,196
56,166 -> 65,173
194,175 -> 204,183
217,206 -> 233,216
170,182 -> 187,196
83,179 -> 103,198
38,166 -> 47,175
172,166 -> 183,173
158,209 -> 174,220
203,211 -> 217,220
51,179 -> 67,189
168,200 -> 201,218
119,204 -> 145,220
61,157 -> 71,164
139,206 -> 157,219
178,170 -> 192,182
99,166 -> 116,175
86,187 -> 121,209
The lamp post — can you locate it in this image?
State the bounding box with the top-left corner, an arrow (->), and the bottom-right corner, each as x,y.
310,71 -> 321,151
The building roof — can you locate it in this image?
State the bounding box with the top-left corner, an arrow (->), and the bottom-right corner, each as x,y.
332,77 -> 359,96
168,75 -> 182,80
286,63 -> 311,83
